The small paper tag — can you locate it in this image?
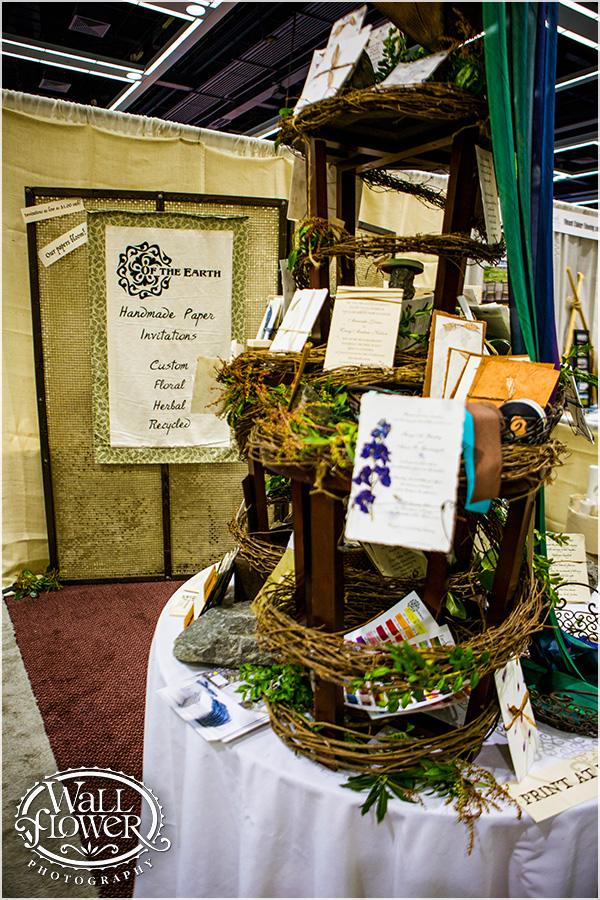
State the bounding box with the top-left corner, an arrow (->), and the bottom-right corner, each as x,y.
38,222 -> 88,267
22,198 -> 85,224
495,658 -> 539,782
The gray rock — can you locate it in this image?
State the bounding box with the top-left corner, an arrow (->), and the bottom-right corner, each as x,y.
173,601 -> 275,667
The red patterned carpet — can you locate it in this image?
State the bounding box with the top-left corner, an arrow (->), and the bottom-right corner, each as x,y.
5,579 -> 184,898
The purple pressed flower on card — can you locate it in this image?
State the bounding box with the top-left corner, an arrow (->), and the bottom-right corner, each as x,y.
354,489 -> 376,513
352,418 -> 392,514
353,465 -> 372,486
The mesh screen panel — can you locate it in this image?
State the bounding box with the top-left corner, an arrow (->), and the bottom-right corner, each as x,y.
31,191 -> 285,580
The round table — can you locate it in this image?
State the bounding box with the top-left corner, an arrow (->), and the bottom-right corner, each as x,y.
133,578 -> 598,899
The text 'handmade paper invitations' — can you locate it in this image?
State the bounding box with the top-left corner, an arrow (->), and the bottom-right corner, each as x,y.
345,393 -> 464,553
324,287 -> 403,370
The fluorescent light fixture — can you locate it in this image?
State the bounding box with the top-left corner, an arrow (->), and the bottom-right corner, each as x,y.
557,25 -> 599,49
2,38 -> 144,75
554,168 -> 599,181
255,126 -> 279,139
556,68 -> 598,89
108,82 -> 141,110
126,71 -> 143,80
554,139 -> 599,153
2,50 -> 136,82
559,0 -> 599,21
125,1 -> 195,20
144,19 -> 201,75
186,4 -> 207,15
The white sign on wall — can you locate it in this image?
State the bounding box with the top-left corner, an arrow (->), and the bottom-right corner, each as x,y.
105,225 -> 233,449
553,207 -> 599,241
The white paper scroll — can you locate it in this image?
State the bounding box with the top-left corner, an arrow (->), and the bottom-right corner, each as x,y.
105,225 -> 233,448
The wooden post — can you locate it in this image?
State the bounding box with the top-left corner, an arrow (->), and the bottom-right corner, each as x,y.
291,479 -> 311,623
307,490 -> 345,727
433,129 -> 479,313
244,458 -> 270,539
337,166 -> 356,286
465,493 -> 537,724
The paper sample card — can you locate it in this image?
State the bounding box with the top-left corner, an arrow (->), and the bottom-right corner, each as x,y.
158,671 -> 268,743
324,291 -> 403,370
345,591 -> 453,649
424,311 -> 486,398
22,197 -> 85,224
169,590 -> 197,627
451,353 -> 484,401
467,356 -> 560,408
495,658 -> 539,783
443,348 -> 471,399
295,6 -> 370,111
269,288 -> 328,353
547,533 -> 590,606
475,146 -> 503,244
256,296 -> 283,341
360,543 -> 428,579
505,749 -> 598,822
38,221 -> 88,267
345,393 -> 464,553
379,51 -> 448,88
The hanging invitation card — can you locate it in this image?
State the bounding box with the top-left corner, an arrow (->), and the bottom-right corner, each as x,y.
345,393 -> 464,553
89,211 -> 247,464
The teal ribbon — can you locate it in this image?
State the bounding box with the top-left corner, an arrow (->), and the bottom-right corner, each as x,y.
462,410 -> 491,513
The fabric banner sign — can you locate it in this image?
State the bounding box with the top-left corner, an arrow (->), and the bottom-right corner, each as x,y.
89,211 -> 247,464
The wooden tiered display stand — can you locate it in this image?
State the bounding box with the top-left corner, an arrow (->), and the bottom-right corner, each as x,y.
242,90 -> 542,741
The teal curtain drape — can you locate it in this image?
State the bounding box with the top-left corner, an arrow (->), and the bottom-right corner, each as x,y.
484,3 -> 596,718
483,2 -> 560,366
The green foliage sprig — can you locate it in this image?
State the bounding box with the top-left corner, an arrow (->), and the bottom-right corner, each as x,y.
237,663 -> 314,711
12,566 -> 62,599
288,217 -> 344,274
351,641 -> 490,714
396,301 -> 433,348
342,758 -> 519,852
560,343 -> 598,389
477,529 -> 569,607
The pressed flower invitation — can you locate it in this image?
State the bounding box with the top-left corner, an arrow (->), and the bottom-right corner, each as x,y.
345,393 -> 464,553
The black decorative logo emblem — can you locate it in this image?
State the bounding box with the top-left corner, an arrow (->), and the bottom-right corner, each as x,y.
117,242 -> 172,299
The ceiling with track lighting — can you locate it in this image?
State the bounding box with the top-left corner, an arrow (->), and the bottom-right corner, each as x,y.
2,1 -> 598,207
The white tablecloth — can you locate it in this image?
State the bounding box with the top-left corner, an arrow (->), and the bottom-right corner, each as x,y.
134,590 -> 598,899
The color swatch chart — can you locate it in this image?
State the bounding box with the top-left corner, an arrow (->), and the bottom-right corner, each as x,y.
344,591 -> 453,650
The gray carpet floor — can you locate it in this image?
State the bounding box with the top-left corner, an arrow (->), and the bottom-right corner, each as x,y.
2,600 -> 98,899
